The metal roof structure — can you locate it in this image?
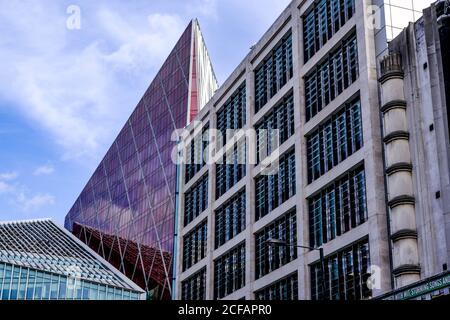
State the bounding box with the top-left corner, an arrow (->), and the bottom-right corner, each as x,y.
0,219 -> 144,294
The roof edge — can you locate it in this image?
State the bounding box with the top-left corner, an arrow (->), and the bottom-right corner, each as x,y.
0,218 -> 52,225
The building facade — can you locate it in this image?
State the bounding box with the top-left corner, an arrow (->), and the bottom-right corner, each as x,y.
375,1 -> 450,299
175,0 -> 449,300
64,20 -> 218,299
0,219 -> 145,300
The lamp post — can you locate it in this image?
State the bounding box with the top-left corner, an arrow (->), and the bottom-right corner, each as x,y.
266,239 -> 327,300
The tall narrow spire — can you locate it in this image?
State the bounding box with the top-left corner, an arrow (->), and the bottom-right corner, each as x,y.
188,19 -> 218,123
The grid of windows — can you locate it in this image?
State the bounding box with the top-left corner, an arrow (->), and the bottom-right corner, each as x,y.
182,220 -> 208,271
0,263 -> 139,300
305,33 -> 359,121
255,33 -> 294,113
255,273 -> 298,300
215,190 -> 246,249
255,149 -> 296,221
309,166 -> 367,248
255,210 -> 297,279
307,97 -> 362,183
214,242 -> 246,299
256,92 -> 295,164
383,1 -> 435,41
311,239 -> 371,300
216,84 -> 247,200
181,268 -> 206,300
303,0 -> 356,62
184,174 -> 209,226
217,84 -> 246,136
216,142 -> 246,199
185,123 -> 210,184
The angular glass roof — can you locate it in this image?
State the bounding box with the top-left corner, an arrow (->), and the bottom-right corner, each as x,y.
0,219 -> 144,293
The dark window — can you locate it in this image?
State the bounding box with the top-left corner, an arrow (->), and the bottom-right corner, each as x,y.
181,268 -> 206,300
214,242 -> 246,299
307,96 -> 362,183
216,84 -> 246,137
182,220 -> 208,271
216,142 -> 246,200
255,33 -> 294,113
184,174 -> 208,226
215,190 -> 246,249
255,210 -> 297,279
256,92 -> 295,164
311,239 -> 371,300
185,123 -> 210,183
255,149 -> 296,221
255,273 -> 298,300
305,33 -> 359,121
216,84 -> 247,199
303,0 -> 356,62
309,166 -> 367,248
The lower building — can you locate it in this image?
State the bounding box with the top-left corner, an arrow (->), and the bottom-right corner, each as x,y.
376,271 -> 450,300
375,1 -> 450,299
0,219 -> 145,300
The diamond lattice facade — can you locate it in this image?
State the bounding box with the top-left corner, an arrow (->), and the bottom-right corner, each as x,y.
64,20 -> 218,300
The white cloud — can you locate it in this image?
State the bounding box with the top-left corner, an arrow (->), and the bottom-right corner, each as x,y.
0,1 -> 186,164
185,0 -> 218,19
0,169 -> 55,212
33,165 -> 55,176
0,172 -> 16,194
15,192 -> 56,212
0,181 -> 13,194
99,11 -> 185,72
0,172 -> 18,181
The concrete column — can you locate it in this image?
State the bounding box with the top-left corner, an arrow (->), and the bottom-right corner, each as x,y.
245,60 -> 256,300
357,0 -> 392,297
379,53 -> 421,288
292,2 -> 308,300
205,107 -> 218,300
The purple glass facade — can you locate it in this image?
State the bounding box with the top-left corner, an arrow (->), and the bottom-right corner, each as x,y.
64,21 -> 216,300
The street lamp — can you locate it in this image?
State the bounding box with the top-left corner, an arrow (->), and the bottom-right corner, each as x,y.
266,239 -> 327,300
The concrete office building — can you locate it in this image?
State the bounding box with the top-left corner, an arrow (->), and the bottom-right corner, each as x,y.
0,219 -> 145,300
64,20 -> 218,299
175,0 -> 449,300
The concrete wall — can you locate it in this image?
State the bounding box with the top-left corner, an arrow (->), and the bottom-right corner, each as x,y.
387,5 -> 450,281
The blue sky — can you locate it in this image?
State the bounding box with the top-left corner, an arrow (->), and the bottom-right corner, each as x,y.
0,0 -> 291,225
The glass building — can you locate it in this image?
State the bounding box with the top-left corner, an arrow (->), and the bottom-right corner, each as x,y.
373,0 -> 436,57
377,0 -> 436,41
0,219 -> 145,300
64,20 -> 218,299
